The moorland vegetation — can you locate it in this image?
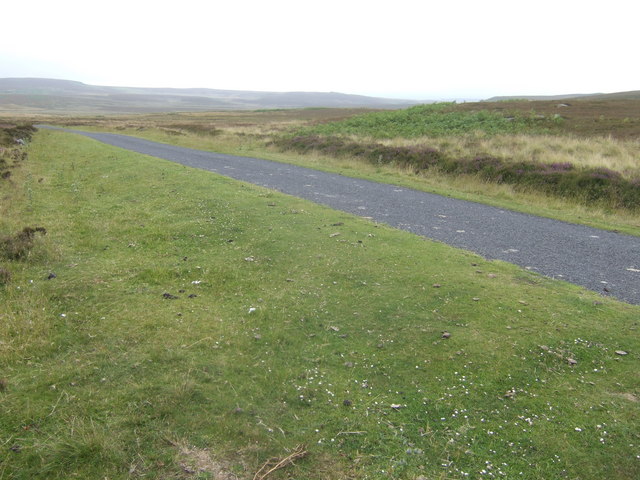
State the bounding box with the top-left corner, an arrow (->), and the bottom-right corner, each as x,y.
32,98 -> 640,233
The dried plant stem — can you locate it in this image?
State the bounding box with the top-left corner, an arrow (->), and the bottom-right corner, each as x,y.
253,444 -> 307,480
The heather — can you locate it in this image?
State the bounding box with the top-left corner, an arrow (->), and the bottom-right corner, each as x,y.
272,135 -> 640,210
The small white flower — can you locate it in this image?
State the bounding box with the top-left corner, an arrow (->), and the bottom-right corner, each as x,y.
248,307 -> 256,313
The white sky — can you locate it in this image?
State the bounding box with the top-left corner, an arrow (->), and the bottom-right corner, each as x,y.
1,0 -> 638,100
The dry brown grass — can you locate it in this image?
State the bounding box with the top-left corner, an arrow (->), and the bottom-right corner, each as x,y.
379,134 -> 640,177
176,443 -> 241,479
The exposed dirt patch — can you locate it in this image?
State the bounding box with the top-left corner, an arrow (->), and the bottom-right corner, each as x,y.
611,392 -> 638,402
177,444 -> 242,479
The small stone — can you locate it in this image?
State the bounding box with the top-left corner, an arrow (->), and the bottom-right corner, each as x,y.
344,361 -> 354,368
472,297 -> 480,301
343,399 -> 352,407
390,404 -> 403,410
603,286 -> 611,293
46,272 -> 57,280
442,331 -> 451,339
615,350 -> 628,356
432,283 -> 441,288
328,326 -> 340,332
188,294 -> 197,298
162,292 -> 178,299
329,232 -> 341,238
567,358 -> 578,366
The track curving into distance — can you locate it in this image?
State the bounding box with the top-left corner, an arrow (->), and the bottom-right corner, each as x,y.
40,127 -> 640,305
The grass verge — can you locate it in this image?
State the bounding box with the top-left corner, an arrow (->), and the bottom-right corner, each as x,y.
0,130 -> 639,479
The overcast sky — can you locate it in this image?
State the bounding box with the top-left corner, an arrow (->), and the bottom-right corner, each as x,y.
1,0 -> 637,100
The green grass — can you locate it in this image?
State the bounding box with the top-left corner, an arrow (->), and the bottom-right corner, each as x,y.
1,130 -> 639,479
292,103 -> 558,139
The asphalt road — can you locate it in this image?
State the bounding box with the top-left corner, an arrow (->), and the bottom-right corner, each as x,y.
40,127 -> 640,305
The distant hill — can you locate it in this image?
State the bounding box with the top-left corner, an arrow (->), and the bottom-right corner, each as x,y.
486,90 -> 640,102
0,78 -> 422,114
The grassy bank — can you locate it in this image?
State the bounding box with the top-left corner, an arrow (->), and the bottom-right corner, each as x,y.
1,130 -> 639,479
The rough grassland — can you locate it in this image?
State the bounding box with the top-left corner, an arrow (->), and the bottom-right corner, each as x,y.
1,130 -> 639,479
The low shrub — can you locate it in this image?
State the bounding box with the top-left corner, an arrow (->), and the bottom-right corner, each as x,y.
272,135 -> 640,210
0,124 -> 37,147
0,227 -> 47,260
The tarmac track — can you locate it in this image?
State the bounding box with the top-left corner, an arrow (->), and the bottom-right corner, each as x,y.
40,127 -> 640,305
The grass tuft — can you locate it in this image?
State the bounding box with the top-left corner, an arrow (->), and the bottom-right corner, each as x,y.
0,226 -> 47,260
0,266 -> 11,285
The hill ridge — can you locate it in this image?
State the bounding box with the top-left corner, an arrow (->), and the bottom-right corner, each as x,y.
0,77 -> 422,113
